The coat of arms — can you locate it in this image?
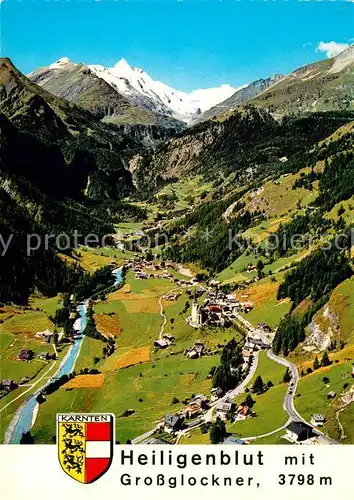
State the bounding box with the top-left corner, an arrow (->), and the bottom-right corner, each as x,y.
57,413 -> 114,484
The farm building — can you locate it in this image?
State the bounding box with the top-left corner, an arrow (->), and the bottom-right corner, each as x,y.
1,379 -> 18,391
310,414 -> 326,427
154,339 -> 168,349
210,387 -> 224,402
164,414 -> 184,433
216,396 -> 235,421
18,349 -> 34,361
285,422 -> 314,443
38,352 -> 51,361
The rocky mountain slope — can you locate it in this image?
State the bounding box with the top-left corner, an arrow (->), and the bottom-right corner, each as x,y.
28,58 -> 184,129
251,44 -> 354,117
133,103 -> 354,194
195,44 -> 354,122
88,58 -> 238,122
196,74 -> 283,122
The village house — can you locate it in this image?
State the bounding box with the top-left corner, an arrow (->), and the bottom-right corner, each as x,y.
242,349 -> 252,363
164,414 -> 184,434
327,391 -> 336,400
38,352 -> 51,361
18,349 -> 34,361
210,387 -> 224,402
244,341 -> 257,352
154,339 -> 169,349
285,421 -> 314,443
135,271 -> 148,279
246,336 -> 270,350
186,340 -> 204,359
236,405 -> 250,420
216,396 -> 235,421
164,293 -> 180,301
1,379 -> 18,391
191,394 -> 209,409
257,322 -> 272,333
183,402 -> 202,419
341,385 -> 354,405
35,328 -> 55,343
239,302 -> 254,313
154,334 -> 174,350
311,414 -> 326,427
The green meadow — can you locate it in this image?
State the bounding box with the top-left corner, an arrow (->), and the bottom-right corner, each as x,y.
32,353 -> 218,443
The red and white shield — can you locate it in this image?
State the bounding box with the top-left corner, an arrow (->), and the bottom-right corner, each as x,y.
57,413 -> 114,484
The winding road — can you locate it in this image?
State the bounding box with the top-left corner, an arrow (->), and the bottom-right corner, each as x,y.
232,311 -> 337,444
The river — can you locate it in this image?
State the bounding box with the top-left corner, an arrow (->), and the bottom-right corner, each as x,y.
5,267 -> 124,444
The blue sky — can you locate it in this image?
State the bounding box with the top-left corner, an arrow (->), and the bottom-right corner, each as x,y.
2,0 -> 353,91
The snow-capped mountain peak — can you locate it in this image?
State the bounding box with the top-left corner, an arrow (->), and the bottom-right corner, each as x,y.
88,59 -> 241,122
49,57 -> 76,70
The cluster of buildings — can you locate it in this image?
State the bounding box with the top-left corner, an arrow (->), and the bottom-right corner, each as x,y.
126,259 -> 191,286
181,394 -> 209,419
186,291 -> 254,329
17,349 -> 53,362
161,384 -> 255,438
215,396 -> 252,422
154,334 -> 175,350
35,329 -> 64,344
162,394 -> 211,434
35,329 -> 55,344
185,340 -> 207,359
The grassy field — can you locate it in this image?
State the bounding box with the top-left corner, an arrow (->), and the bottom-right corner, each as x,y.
94,313 -> 121,338
69,247 -> 135,273
0,307 -> 54,336
325,196 -> 354,225
74,336 -> 104,373
227,383 -> 288,438
340,404 -> 354,444
63,373 -> 105,389
0,331 -> 56,381
216,251 -> 258,283
240,169 -> 318,217
251,434 -> 289,444
32,353 -> 218,443
156,176 -> 212,212
29,295 -> 62,317
179,427 -> 211,444
217,247 -> 310,286
226,350 -> 288,438
237,276 -> 291,329
294,360 -> 353,440
0,343 -> 69,442
241,216 -> 290,245
249,351 -> 287,387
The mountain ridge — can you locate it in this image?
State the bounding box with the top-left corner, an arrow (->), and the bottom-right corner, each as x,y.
88,58 -> 240,122
28,58 -> 184,129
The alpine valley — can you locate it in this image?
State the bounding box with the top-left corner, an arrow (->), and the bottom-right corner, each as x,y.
0,47 -> 354,447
